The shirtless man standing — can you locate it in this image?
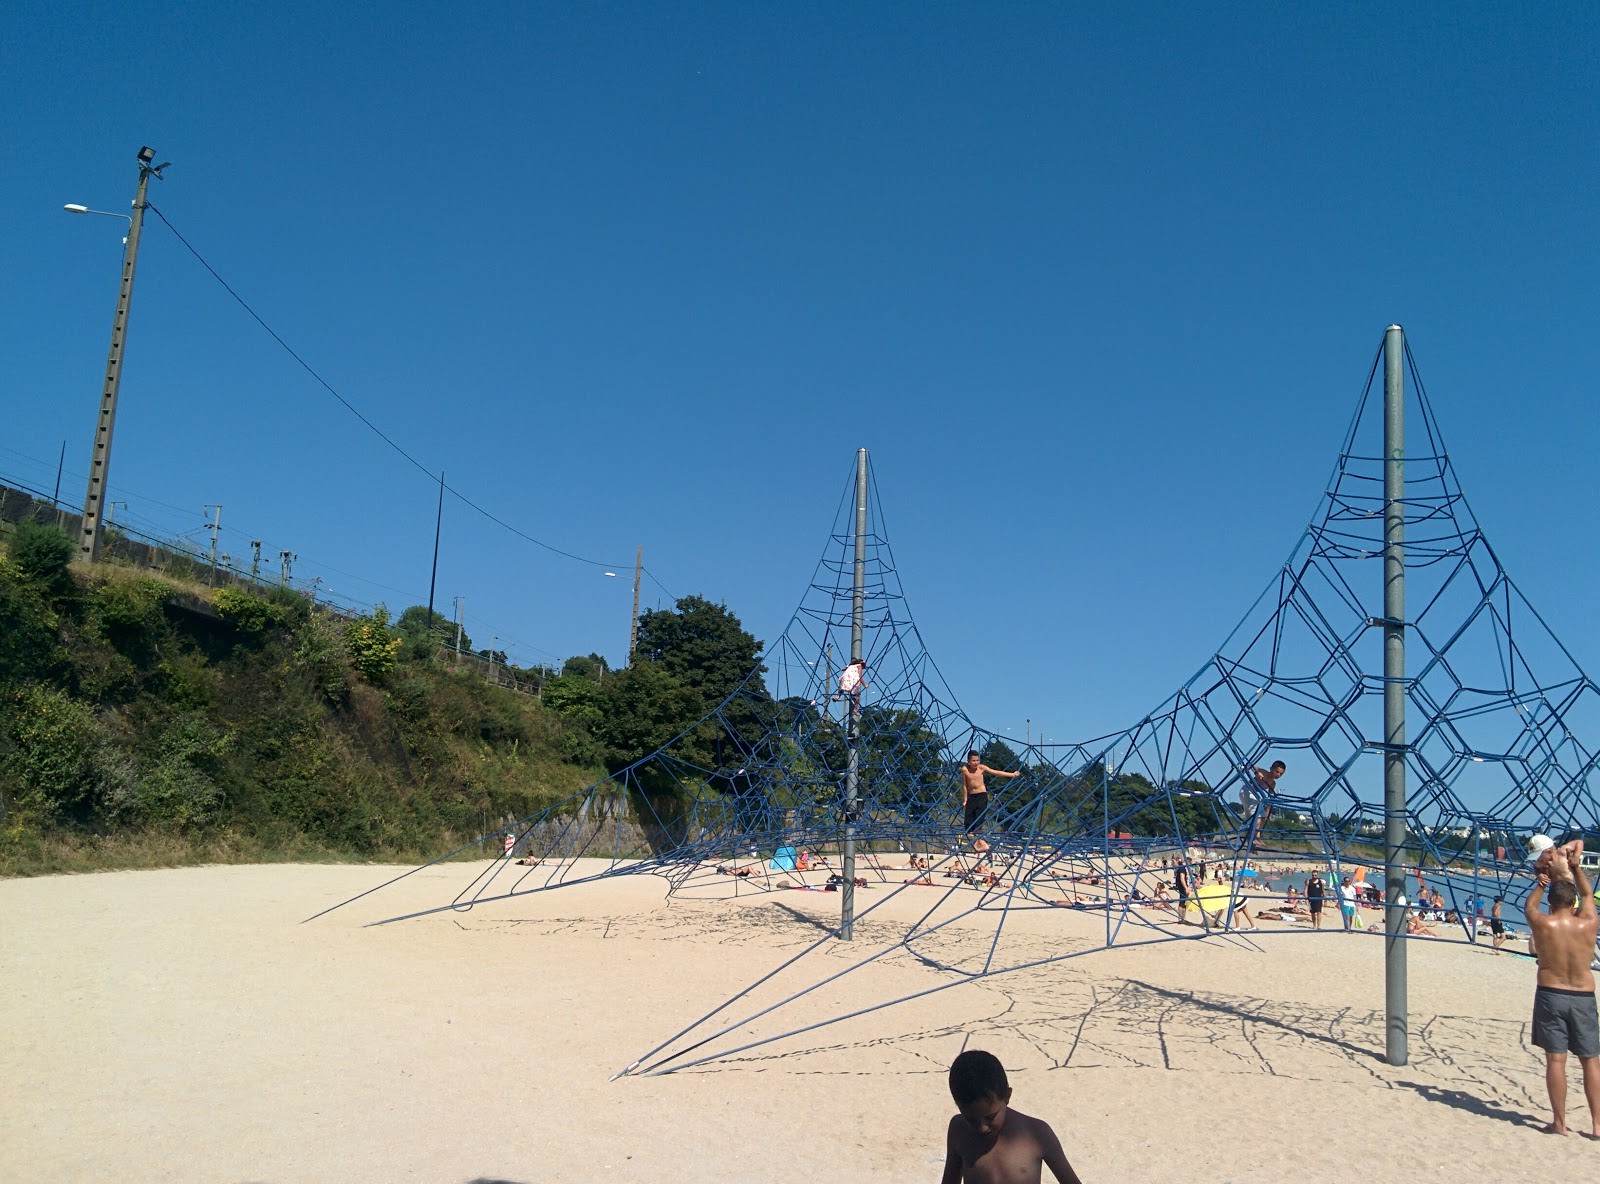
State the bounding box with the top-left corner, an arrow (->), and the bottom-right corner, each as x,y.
1523,846 -> 1599,1138
961,750 -> 1020,854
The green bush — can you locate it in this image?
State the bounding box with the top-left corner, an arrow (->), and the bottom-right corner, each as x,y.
8,521 -> 75,590
346,605 -> 403,684
0,685 -> 101,824
213,587 -> 292,635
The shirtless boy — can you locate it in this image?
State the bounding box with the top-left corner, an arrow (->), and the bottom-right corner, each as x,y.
941,1050 -> 1084,1184
962,751 -> 1021,854
1523,846 -> 1599,1138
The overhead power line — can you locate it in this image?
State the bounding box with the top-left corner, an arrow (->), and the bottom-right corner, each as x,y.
146,204 -> 670,587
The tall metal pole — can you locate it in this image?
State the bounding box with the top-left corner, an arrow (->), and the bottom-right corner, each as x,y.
1382,323 -> 1409,1067
629,545 -> 643,660
427,470 -> 445,632
79,147 -> 162,564
204,504 -> 223,584
841,448 -> 867,940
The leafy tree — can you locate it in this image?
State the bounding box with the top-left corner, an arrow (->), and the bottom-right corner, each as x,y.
598,662 -> 704,771
541,674 -> 606,727
978,739 -> 1021,770
397,605 -> 468,659
633,595 -> 765,702
561,653 -> 609,682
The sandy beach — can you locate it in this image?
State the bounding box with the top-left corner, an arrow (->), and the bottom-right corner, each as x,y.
3,859 -> 1594,1182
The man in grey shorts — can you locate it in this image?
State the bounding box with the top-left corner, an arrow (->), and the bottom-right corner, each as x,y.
1524,845 -> 1599,1138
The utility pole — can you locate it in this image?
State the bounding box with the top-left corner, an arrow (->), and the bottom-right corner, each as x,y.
453,595 -> 465,663
629,545 -> 643,661
488,635 -> 497,685
53,440 -> 66,504
249,540 -> 262,583
204,504 -> 222,584
427,469 -> 444,631
76,146 -> 167,564
841,448 -> 867,941
106,500 -> 127,530
1382,324 -> 1409,1067
279,550 -> 295,586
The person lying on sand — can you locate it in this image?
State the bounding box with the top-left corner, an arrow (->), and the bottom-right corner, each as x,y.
515,857 -> 542,866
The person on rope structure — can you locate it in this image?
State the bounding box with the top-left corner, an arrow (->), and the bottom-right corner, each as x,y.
833,657 -> 867,718
942,1049 -> 1084,1184
1523,846 -> 1599,1138
1241,759 -> 1286,827
961,750 -> 1020,855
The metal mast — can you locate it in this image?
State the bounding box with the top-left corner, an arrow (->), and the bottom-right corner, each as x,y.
1382,324 -> 1409,1066
841,448 -> 867,939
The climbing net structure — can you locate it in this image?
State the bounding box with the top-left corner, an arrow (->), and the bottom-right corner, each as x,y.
315,335 -> 1599,1075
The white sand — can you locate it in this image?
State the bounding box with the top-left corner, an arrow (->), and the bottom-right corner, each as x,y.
3,860 -> 1595,1182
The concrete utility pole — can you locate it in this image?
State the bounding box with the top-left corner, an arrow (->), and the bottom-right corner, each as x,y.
1382,324 -> 1409,1067
841,448 -> 868,940
204,504 -> 223,584
250,540 -> 262,583
453,595 -> 465,663
629,545 -> 643,660
75,146 -> 167,564
279,550 -> 295,586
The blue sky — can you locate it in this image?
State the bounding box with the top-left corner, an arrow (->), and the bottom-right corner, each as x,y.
3,2 -> 1596,744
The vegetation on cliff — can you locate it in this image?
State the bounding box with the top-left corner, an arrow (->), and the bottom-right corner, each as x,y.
0,521 -> 764,876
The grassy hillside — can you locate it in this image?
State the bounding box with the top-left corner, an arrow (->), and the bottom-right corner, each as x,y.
0,523 -> 607,876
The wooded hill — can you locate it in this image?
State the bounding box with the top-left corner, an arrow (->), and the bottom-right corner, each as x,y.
0,521 -> 765,876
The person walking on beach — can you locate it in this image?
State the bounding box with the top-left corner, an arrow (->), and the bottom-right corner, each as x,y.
1306,874 -> 1324,930
941,1049 -> 1085,1183
961,751 -> 1020,855
1490,896 -> 1507,953
1523,846 -> 1599,1138
1338,876 -> 1359,931
1174,858 -> 1193,924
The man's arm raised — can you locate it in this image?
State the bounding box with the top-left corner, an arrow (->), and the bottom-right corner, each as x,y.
1525,874 -> 1549,927
980,765 -> 1022,780
1575,865 -> 1596,921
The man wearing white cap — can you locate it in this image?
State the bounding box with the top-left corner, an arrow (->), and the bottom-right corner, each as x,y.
1523,841 -> 1598,1137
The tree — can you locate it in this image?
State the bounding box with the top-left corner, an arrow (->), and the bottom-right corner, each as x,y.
633,595 -> 765,702
598,662 -> 705,773
562,653 -> 609,682
397,605 -> 469,659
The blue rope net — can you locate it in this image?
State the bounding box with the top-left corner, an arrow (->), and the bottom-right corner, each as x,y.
313,335 -> 1599,1075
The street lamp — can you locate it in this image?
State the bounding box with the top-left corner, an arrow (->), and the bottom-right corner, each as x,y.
65,145 -> 168,564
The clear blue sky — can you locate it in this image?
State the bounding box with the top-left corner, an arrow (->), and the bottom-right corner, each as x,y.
3,3 -> 1595,743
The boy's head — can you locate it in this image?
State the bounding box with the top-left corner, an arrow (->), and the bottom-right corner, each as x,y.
967,750 -> 981,763
949,1050 -> 1012,1136
1270,760 -> 1286,774
1549,880 -> 1578,910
